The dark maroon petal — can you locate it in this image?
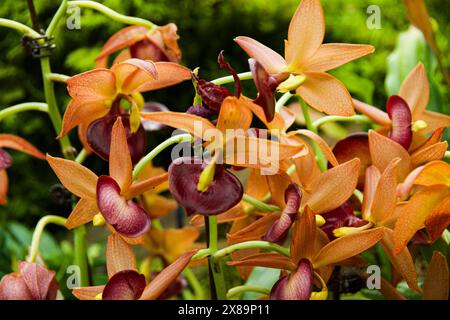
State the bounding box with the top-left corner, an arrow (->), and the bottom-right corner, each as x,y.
87,113 -> 146,164
218,50 -> 241,97
249,59 -> 281,122
153,273 -> 187,300
168,157 -> 243,215
386,95 -> 412,150
410,229 -> 431,246
264,184 -> 302,244
186,105 -> 215,119
0,273 -> 33,300
194,76 -> 232,113
320,201 -> 368,240
102,270 -> 146,300
0,149 -> 12,170
18,261 -> 58,300
332,133 -> 371,190
270,259 -> 313,300
130,39 -> 170,62
141,102 -> 169,131
97,176 -> 151,237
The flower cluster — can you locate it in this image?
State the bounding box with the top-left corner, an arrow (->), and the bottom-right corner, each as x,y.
0,0 -> 449,301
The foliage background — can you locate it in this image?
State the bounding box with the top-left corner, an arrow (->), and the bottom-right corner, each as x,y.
0,0 -> 449,281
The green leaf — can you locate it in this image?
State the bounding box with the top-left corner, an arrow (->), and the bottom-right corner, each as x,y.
242,267 -> 280,300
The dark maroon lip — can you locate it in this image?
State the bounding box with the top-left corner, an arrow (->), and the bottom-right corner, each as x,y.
87,112 -> 147,164
102,270 -> 146,300
270,259 -> 314,300
386,95 -> 412,150
0,148 -> 13,170
168,157 -> 243,216
96,175 -> 151,238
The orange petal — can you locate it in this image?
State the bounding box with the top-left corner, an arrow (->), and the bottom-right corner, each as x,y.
216,96 -> 253,133
148,228 -> 200,263
135,62 -> 191,92
399,63 -> 429,117
66,69 -> 116,101
139,251 -> 196,300
227,213 -> 281,243
109,118 -> 132,194
404,1 -> 437,54
313,227 -> 384,268
111,58 -> 157,94
247,168 -> 270,199
291,206 -> 316,264
422,251 -> 449,300
227,253 -> 296,271
297,72 -> 354,116
47,155 -> 98,199
0,170 -> 8,205
190,204 -> 246,228
424,194 -> 450,241
411,141 -> 447,168
380,228 -> 420,292
285,0 -> 325,67
303,44 -> 374,72
0,134 -> 45,160
414,161 -> 450,187
143,194 -> 177,219
371,158 -> 401,223
379,278 -> 406,300
361,165 -> 381,221
352,98 -> 391,126
140,111 -> 215,139
97,25 -> 148,62
303,158 -> 360,214
393,186 -> 450,254
65,199 -> 99,229
107,233 -> 136,278
266,172 -> 292,208
292,145 -> 321,191
234,36 -> 287,74
72,285 -> 105,300
368,130 -> 411,180
59,99 -> 110,138
421,111 -> 450,134
287,129 -> 338,166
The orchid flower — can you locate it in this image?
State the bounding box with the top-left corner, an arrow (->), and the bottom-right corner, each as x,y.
0,134 -> 45,205
47,118 -> 168,240
229,207 -> 384,300
95,24 -> 181,68
353,63 -> 450,149
0,262 -> 58,300
72,234 -> 195,300
235,0 -> 374,118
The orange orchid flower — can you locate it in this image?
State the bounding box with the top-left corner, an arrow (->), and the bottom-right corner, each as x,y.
95,24 -> 181,68
353,63 -> 450,148
229,207 -> 385,300
72,233 -> 195,300
47,118 -> 168,240
0,134 -> 45,205
235,0 -> 374,116
59,58 -> 191,139
393,160 -> 450,254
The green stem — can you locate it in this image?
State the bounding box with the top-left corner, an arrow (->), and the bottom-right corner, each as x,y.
183,268 -> 205,300
67,1 -> 157,30
214,240 -> 290,259
47,73 -> 70,83
46,0 -> 68,36
211,71 -> 252,85
74,148 -> 87,164
0,102 -> 48,121
132,133 -> 193,179
0,18 -> 41,38
28,215 -> 67,263
242,193 -> 280,212
40,56 -> 74,159
312,115 -> 371,130
226,285 -> 270,299
300,100 -> 327,171
275,92 -> 293,113
73,225 -> 89,286
207,216 -> 226,300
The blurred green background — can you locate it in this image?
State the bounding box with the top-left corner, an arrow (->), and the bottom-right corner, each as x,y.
0,0 -> 449,279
